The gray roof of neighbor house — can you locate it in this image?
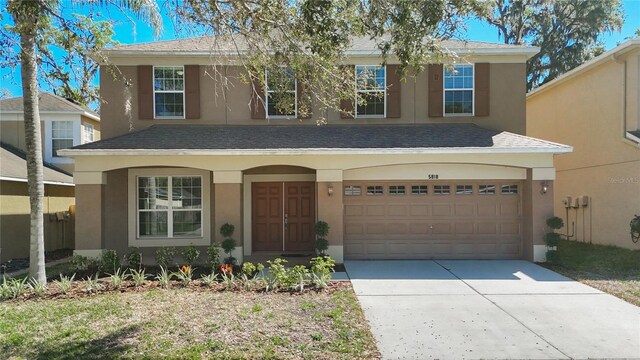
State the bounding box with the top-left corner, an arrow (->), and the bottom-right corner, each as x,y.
103,35 -> 539,57
0,92 -> 100,121
628,130 -> 640,138
0,143 -> 73,185
61,124 -> 571,155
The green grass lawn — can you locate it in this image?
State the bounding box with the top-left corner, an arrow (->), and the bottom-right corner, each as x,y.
0,286 -> 379,359
544,240 -> 640,306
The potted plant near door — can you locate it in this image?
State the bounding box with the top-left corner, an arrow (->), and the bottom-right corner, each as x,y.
220,223 -> 237,265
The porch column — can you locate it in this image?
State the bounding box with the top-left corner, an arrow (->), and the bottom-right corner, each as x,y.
213,171 -> 243,263
317,170 -> 344,263
73,171 -> 106,258
523,168 -> 555,262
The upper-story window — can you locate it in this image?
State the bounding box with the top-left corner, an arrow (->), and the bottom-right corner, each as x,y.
154,66 -> 184,118
444,64 -> 473,115
266,67 -> 296,118
51,120 -> 73,157
355,65 -> 385,117
83,123 -> 94,144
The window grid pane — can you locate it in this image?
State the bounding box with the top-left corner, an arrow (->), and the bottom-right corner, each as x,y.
501,184 -> 519,194
479,185 -> 496,195
411,185 -> 428,195
434,185 -> 450,195
344,185 -> 361,196
266,68 -> 296,117
389,185 -> 405,195
456,185 -> 473,195
444,64 -> 473,115
356,65 -> 385,117
154,66 -> 185,117
366,185 -> 383,195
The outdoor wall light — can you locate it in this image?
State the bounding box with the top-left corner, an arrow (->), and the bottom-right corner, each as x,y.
540,181 -> 549,195
327,183 -> 334,197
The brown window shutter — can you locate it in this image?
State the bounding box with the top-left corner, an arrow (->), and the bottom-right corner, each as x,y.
386,65 -> 401,118
184,65 -> 200,119
137,65 -> 153,119
250,72 -> 266,119
340,65 -> 355,119
474,63 -> 490,117
428,64 -> 443,117
296,80 -> 311,119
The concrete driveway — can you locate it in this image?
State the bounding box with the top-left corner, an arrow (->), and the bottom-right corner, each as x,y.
345,260 -> 640,360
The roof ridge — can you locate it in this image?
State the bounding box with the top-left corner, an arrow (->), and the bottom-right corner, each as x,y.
0,141 -> 73,176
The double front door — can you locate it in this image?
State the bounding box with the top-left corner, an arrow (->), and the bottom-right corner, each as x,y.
252,182 -> 316,252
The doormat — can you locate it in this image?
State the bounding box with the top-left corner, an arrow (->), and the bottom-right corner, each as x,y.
280,253 -> 313,258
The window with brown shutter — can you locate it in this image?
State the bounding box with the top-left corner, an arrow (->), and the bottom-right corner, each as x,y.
184,65 -> 200,119
137,65 -> 153,119
386,65 -> 401,118
474,63 -> 490,117
428,64 -> 443,117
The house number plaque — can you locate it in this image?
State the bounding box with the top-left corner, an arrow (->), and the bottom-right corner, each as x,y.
428,174 -> 439,179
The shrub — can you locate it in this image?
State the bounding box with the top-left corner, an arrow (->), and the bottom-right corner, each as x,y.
155,247 -> 177,269
156,266 -> 172,289
200,272 -> 219,287
181,246 -> 200,266
207,242 -> 222,270
220,223 -> 237,265
544,232 -> 561,247
546,216 -> 564,230
124,247 -> 142,270
109,268 -> 129,289
290,265 -> 310,292
129,268 -> 148,287
84,273 -> 104,293
220,223 -> 235,238
310,256 -> 335,289
173,265 -> 195,287
28,278 -> 47,297
1,277 -> 29,299
99,250 -> 120,275
314,221 -> 330,256
54,274 -> 75,294
71,255 -> 89,271
239,262 -> 263,290
546,250 -> 560,264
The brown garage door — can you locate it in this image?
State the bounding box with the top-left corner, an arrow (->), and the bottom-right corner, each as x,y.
343,181 -> 523,259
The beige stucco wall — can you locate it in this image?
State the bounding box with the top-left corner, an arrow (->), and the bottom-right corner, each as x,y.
527,48 -> 640,249
100,62 -> 527,139
0,120 -> 44,152
0,180 -> 75,262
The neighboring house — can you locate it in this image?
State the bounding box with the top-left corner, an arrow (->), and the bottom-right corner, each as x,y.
60,36 -> 571,264
0,92 -> 101,174
527,39 -> 640,249
0,142 -> 75,262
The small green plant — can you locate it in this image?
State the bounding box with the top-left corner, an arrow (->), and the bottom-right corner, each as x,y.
219,264 -> 235,290
314,221 -> 330,256
290,265 -> 310,292
544,216 -> 564,263
71,255 -> 89,271
156,266 -> 172,289
1,277 -> 29,299
200,272 -> 219,287
181,246 -> 200,266
54,274 -> 75,294
129,268 -> 147,287
109,268 -> 129,289
207,242 -> 222,270
99,250 -> 120,275
546,216 -> 564,230
239,262 -> 264,290
173,265 -> 195,287
220,223 -> 237,265
544,232 -> 562,247
124,247 -> 142,270
265,258 -> 289,291
155,247 -> 177,269
310,256 -> 335,289
28,278 -> 47,297
84,273 -> 104,293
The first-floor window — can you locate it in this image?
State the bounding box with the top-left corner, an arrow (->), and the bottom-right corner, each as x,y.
52,120 -> 74,157
137,175 -> 202,238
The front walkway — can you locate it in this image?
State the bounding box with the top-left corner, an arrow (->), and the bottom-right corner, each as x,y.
345,260 -> 640,360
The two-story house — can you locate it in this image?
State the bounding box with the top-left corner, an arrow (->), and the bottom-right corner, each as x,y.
61,36 -> 571,263
0,93 -> 100,262
527,39 -> 640,249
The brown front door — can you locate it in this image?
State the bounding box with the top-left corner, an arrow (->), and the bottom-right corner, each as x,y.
252,182 -> 315,252
252,182 -> 283,251
284,182 -> 316,252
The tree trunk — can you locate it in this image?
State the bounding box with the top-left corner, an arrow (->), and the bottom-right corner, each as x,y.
16,7 -> 47,284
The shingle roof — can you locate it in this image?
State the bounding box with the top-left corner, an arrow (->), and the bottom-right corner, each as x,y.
0,92 -> 100,120
0,143 -> 73,185
66,124 -> 570,154
628,130 -> 640,138
105,35 -> 536,54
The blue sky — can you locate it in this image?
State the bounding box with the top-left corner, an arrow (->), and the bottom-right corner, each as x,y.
1,1 -> 639,98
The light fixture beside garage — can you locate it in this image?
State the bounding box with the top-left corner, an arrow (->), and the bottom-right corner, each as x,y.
540,181 -> 549,195
327,183 -> 334,197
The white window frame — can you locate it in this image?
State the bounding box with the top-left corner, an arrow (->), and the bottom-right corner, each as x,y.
128,168 -> 211,247
355,65 -> 386,118
265,67 -> 297,119
82,123 -> 94,144
51,120 -> 74,159
153,65 -> 186,119
443,63 -> 474,117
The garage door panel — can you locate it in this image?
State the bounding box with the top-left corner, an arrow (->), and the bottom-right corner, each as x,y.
344,181 -> 523,260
